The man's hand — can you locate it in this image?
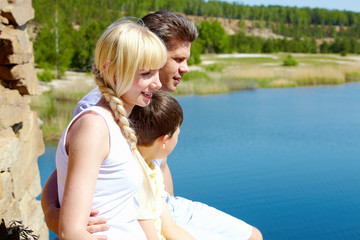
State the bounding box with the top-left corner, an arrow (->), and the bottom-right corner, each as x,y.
86,209 -> 110,234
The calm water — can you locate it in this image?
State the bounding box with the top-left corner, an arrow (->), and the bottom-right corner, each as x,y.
38,82 -> 360,240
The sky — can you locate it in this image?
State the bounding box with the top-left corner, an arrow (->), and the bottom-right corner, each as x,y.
230,0 -> 360,13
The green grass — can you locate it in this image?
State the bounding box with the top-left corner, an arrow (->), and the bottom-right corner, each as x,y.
215,57 -> 278,64
204,64 -> 224,72
345,72 -> 360,81
182,70 -> 211,82
222,78 -> 259,91
254,78 -> 276,88
295,77 -> 345,86
295,56 -> 342,61
54,90 -> 93,101
30,88 -> 86,142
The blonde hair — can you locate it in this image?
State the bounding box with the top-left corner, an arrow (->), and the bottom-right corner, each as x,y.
93,19 -> 167,206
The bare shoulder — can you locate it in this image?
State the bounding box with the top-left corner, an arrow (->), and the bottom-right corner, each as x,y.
66,111 -> 110,158
75,110 -> 108,127
70,111 -> 108,136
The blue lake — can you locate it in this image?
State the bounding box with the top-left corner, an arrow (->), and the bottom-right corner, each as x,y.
38,82 -> 360,239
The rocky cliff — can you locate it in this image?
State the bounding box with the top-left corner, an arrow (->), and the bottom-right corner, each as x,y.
0,0 -> 48,239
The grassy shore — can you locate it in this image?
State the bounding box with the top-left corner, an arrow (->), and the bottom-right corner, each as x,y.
30,53 -> 360,141
29,71 -> 96,143
175,53 -> 360,95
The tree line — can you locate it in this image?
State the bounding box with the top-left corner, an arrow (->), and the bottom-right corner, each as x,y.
31,0 -> 360,77
199,20 -> 360,55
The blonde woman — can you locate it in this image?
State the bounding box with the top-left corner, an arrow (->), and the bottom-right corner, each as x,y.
55,19 -> 167,240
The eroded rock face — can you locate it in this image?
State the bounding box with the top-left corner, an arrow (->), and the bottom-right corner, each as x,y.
0,0 -> 38,95
0,0 -> 48,239
1,0 -> 34,27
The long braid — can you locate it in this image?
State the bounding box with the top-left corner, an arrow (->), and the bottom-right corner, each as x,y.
93,66 -> 136,145
93,66 -> 157,206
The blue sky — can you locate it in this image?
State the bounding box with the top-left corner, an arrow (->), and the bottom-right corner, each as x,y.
229,0 -> 360,13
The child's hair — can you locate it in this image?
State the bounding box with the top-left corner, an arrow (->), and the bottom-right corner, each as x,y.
92,19 -> 167,204
129,90 -> 183,146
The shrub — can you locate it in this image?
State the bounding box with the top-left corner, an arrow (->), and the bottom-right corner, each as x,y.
188,40 -> 202,65
37,68 -> 54,82
283,55 -> 298,67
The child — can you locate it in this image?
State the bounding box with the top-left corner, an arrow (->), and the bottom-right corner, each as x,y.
129,90 -> 194,240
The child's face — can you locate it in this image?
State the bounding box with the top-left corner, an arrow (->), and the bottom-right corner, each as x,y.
164,127 -> 180,156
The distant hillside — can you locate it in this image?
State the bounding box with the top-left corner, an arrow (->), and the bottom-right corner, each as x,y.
30,0 -> 360,74
187,15 -> 284,38
186,14 -> 349,43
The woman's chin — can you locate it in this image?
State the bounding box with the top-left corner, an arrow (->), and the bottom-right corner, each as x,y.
137,99 -> 151,107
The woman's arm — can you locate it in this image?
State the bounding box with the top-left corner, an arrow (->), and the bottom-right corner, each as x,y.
41,170 -> 109,235
41,169 -> 109,235
160,198 -> 195,240
59,113 -> 109,240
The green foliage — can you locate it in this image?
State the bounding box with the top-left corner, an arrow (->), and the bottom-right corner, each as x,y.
198,21 -> 229,53
32,0 -> 121,74
230,32 -> 263,53
283,55 -> 298,66
31,0 -> 360,73
188,39 -> 203,65
71,20 -> 108,70
37,68 -> 54,82
320,41 -> 330,53
33,7 -> 75,78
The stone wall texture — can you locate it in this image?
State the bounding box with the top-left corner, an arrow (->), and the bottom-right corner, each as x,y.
0,0 -> 48,239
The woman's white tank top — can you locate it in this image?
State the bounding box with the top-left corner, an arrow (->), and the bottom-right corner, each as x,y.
56,106 -> 146,239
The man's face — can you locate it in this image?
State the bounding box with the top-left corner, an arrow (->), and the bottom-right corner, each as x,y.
159,40 -> 191,92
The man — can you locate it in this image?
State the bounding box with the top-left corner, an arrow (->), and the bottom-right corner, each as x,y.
41,10 -> 262,240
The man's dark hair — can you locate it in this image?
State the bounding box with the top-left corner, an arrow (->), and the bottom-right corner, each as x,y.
141,10 -> 198,50
129,91 -> 183,146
